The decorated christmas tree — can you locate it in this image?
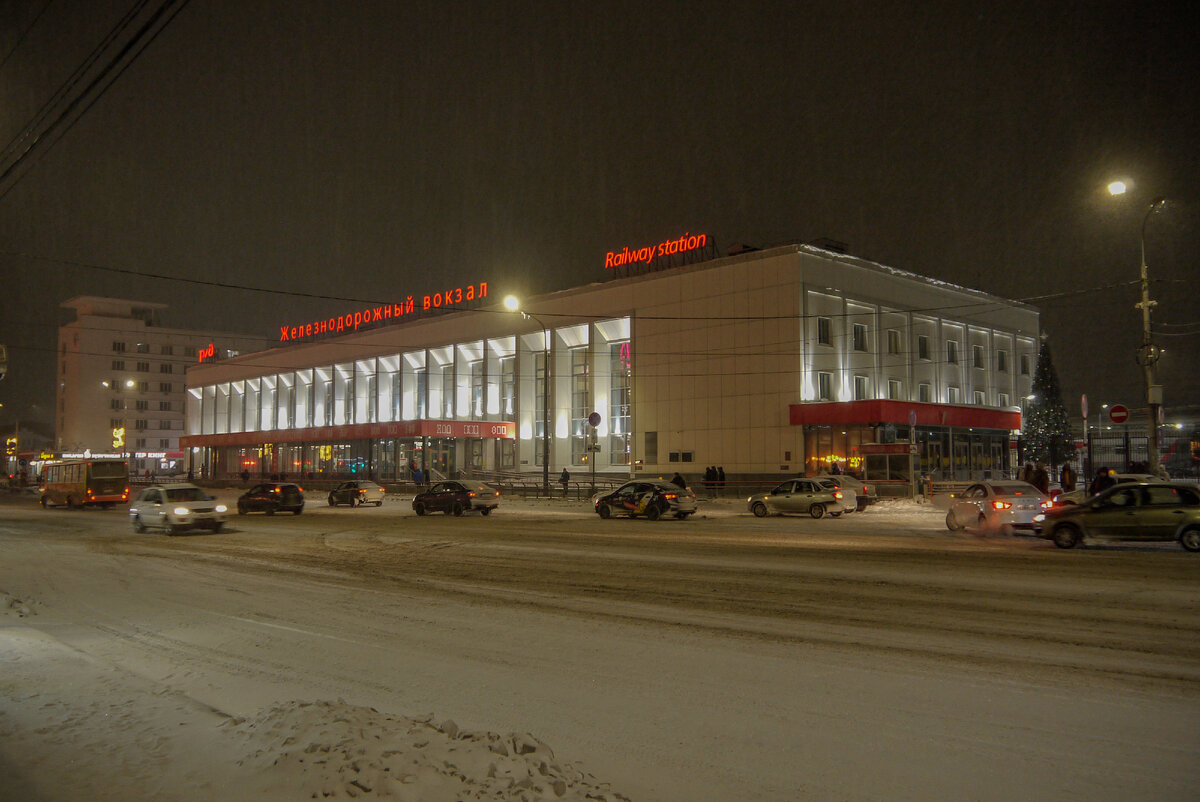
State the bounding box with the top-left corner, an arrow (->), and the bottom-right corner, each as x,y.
1022,339 -> 1074,466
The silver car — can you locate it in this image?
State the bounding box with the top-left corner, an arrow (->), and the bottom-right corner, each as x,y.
815,473 -> 876,510
748,478 -> 846,519
945,480 -> 1052,535
130,483 -> 227,534
1056,473 -> 1156,506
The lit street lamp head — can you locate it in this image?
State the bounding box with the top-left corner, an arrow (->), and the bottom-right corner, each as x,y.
1108,180 -> 1127,195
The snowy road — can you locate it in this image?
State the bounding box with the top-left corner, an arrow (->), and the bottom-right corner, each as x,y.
2,491 -> 1198,800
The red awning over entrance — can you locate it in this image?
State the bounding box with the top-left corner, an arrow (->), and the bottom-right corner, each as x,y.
181,419 -> 515,448
788,400 -> 1020,430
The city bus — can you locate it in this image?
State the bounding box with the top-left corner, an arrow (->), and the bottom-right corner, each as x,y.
39,458 -> 130,508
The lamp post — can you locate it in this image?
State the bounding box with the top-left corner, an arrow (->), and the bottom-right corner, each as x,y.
1109,183 -> 1167,473
504,296 -> 551,497
1137,197 -> 1166,473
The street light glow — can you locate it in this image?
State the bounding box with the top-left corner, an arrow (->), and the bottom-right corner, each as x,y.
502,295 -> 520,312
1108,181 -> 1127,195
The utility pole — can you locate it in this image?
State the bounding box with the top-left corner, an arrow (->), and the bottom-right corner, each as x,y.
1136,198 -> 1166,473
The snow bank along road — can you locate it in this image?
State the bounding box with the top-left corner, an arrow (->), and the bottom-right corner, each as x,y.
2,492 -> 1198,800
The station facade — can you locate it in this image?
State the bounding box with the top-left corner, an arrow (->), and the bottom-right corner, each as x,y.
182,245 -> 1039,485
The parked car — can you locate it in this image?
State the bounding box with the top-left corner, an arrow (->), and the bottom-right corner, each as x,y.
594,480 -> 698,520
130,483 -> 227,534
747,479 -> 847,519
814,473 -> 876,510
1037,482 -> 1200,551
237,482 -> 305,515
412,481 -> 500,516
1056,473 -> 1157,506
328,480 -> 386,507
945,480 -> 1052,535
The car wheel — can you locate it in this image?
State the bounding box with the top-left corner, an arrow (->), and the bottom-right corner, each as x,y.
265,505 -> 275,516
830,511 -> 842,518
976,513 -> 987,531
645,503 -> 662,521
480,507 -> 491,516
293,507 -> 302,515
375,501 -> 383,507
751,501 -> 769,518
414,502 -> 426,516
1179,528 -> 1200,553
810,503 -> 826,519
237,502 -> 247,515
328,495 -> 336,506
451,502 -> 464,517
597,503 -> 612,519
66,495 -> 77,509
132,515 -> 146,533
1052,523 -> 1081,549
945,511 -> 961,531
40,496 -> 48,507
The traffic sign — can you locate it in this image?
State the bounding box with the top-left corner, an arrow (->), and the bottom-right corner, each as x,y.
1108,404 -> 1129,424
587,411 -> 601,427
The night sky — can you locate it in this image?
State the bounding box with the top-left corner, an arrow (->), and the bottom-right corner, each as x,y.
2,0 -> 1197,434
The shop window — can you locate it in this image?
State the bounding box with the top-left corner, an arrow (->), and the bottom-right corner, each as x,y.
570,348 -> 590,465
609,342 -> 631,464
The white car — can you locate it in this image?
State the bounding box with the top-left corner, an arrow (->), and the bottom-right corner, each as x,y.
815,474 -> 876,511
946,480 -> 1052,535
328,480 -> 386,507
1056,474 -> 1157,506
130,483 -> 227,534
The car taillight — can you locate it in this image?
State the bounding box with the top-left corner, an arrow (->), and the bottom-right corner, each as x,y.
468,491 -> 477,497
663,493 -> 677,500
833,490 -> 843,499
1040,500 -> 1054,509
992,500 -> 1012,510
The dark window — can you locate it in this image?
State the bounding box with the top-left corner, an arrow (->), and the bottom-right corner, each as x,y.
817,317 -> 831,346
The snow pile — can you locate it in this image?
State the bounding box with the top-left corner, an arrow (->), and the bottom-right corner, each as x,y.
224,700 -> 630,801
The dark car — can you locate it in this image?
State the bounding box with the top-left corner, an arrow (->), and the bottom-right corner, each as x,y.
593,480 -> 698,520
412,481 -> 500,516
1036,481 -> 1200,551
328,480 -> 385,507
237,482 -> 305,515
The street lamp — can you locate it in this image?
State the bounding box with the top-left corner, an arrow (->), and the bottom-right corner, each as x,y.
503,295 -> 551,497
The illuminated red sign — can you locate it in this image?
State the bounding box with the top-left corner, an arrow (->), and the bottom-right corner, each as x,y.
1108,404 -> 1129,424
279,282 -> 489,343
605,233 -> 708,269
198,343 -> 215,363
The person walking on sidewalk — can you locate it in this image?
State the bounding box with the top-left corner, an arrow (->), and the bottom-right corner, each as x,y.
559,467 -> 570,498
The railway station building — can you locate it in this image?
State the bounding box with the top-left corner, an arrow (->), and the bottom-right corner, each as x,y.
181,244 -> 1038,487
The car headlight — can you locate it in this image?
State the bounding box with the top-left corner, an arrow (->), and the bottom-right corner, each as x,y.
215,504 -> 227,513
1034,513 -> 1046,522
173,507 -> 191,516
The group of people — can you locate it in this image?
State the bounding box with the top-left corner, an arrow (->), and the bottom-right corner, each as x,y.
1017,461 -> 1061,494
701,466 -> 726,496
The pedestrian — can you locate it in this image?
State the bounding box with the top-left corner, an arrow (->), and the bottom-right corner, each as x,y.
1031,461 -> 1049,494
1089,467 -> 1115,495
670,471 -> 687,489
717,466 -> 726,493
413,466 -> 423,486
831,462 -> 842,475
1018,462 -> 1033,484
240,470 -> 250,485
559,467 -> 570,497
1059,463 -> 1076,492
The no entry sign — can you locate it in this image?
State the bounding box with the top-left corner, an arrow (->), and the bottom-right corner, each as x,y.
1108,404 -> 1130,424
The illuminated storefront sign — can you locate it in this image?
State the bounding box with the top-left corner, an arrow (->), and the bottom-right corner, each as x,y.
198,343 -> 216,363
111,427 -> 125,449
605,233 -> 708,269
279,282 -> 489,343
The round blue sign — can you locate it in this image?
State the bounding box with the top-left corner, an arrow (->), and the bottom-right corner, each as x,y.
588,411 -> 601,427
